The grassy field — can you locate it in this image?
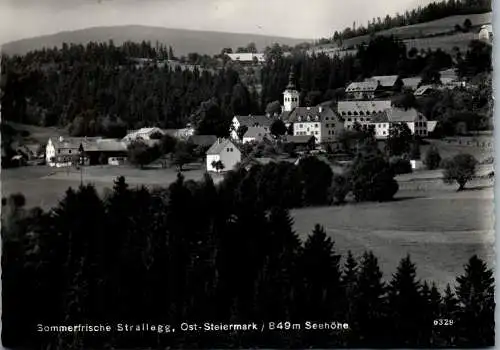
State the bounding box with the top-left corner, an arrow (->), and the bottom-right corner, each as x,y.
292,182 -> 494,292
317,12 -> 491,53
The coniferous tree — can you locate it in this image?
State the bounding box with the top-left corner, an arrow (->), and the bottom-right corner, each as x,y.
455,255 -> 495,346
387,255 -> 426,347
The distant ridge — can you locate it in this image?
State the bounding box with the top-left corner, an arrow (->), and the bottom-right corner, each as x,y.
1,25 -> 312,56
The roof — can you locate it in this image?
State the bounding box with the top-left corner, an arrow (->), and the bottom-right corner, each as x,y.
284,135 -> 315,144
235,115 -> 274,128
371,108 -> 421,123
414,85 -> 435,96
402,77 -> 422,89
337,100 -> 392,114
480,24 -> 493,33
124,127 -> 164,140
188,135 -> 217,147
346,81 -> 378,92
206,138 -> 239,155
243,126 -> 268,138
95,139 -> 127,152
286,106 -> 341,123
427,120 -> 438,132
49,137 -> 102,151
366,75 -> 399,87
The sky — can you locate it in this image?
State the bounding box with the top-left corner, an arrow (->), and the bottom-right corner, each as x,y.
0,0 -> 438,44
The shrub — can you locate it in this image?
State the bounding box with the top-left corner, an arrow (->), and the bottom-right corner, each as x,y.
390,156 -> 412,175
424,146 -> 442,170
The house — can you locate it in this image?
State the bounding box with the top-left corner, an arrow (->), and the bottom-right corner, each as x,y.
226,53 -> 265,64
46,136 -> 99,167
206,138 -> 241,172
370,108 -> 430,139
242,127 -> 270,144
46,136 -> 128,167
345,81 -> 379,100
288,106 -> 344,143
479,24 -> 493,43
123,127 -> 165,143
337,100 -> 392,129
230,115 -> 274,140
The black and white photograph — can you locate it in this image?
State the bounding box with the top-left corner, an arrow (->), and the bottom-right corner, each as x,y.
0,0 -> 495,348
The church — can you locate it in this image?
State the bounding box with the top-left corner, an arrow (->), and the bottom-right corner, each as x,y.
280,69 -> 344,144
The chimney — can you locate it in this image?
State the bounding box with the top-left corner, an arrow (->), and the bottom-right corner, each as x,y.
59,136 -> 64,142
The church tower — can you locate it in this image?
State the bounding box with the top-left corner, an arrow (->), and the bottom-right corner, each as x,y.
283,67 -> 299,112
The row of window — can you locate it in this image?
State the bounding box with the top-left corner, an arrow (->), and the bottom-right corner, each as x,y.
415,121 -> 426,127
226,148 -> 235,152
296,131 -> 319,136
346,117 -> 371,122
297,123 -> 320,129
284,97 -> 298,102
341,110 -> 384,116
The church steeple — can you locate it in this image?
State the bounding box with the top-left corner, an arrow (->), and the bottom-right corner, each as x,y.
286,67 -> 296,90
282,66 -> 299,112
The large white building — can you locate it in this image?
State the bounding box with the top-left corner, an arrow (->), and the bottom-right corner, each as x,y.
338,100 -> 392,129
370,108 -> 430,139
206,138 -> 241,172
288,106 -> 344,143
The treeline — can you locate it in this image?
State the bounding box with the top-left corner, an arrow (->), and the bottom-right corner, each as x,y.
327,0 -> 491,44
2,169 -> 494,349
0,41 -> 259,136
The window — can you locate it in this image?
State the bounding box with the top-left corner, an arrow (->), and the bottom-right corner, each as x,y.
326,117 -> 329,121
58,150 -> 61,154
360,118 -> 364,122
315,131 -> 318,135
331,130 -> 334,135
69,150 -> 72,154
342,111 -> 346,115
347,118 -> 352,122
315,123 -> 319,128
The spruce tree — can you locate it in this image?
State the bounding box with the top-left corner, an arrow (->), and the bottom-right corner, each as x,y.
354,251 -> 387,346
455,255 -> 495,346
387,255 -> 425,347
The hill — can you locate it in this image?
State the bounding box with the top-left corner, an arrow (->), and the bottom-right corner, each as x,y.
316,12 -> 491,53
1,25 -> 311,57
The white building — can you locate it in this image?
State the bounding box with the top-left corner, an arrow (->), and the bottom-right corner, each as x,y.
242,126 -> 270,144
370,108 -> 430,139
230,115 -> 273,140
338,100 -> 392,129
226,53 -> 265,63
288,106 -> 344,143
122,127 -> 165,143
206,138 -> 241,172
479,24 -> 493,43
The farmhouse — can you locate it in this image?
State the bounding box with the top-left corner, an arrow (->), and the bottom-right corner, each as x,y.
283,135 -> 316,151
230,115 -> 273,140
242,126 -> 271,144
46,136 -> 98,167
338,100 -> 392,129
345,81 -> 379,100
370,108 -> 430,139
206,138 -> 241,172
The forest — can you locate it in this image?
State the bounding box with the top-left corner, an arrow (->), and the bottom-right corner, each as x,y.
0,35 -> 491,140
2,158 -> 494,348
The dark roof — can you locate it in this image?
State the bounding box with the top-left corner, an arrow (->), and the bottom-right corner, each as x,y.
243,126 -> 268,138
371,108 -> 421,123
287,106 -> 340,123
206,138 -> 239,155
235,115 -> 273,128
284,135 -> 315,144
188,135 -> 217,147
50,137 -> 102,151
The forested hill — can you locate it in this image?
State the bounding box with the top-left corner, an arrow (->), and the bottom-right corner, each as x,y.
1,25 -> 311,57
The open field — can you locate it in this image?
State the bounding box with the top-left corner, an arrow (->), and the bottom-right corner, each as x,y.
292,182 -> 494,292
1,164 -> 222,210
313,12 -> 490,53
